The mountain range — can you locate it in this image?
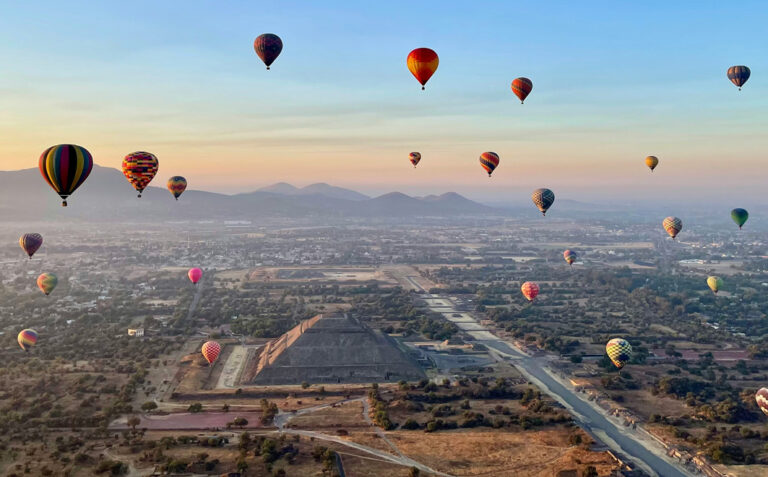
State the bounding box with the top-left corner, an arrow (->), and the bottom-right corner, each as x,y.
0,165 -> 495,222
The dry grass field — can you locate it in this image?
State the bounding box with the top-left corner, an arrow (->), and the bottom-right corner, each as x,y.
387,429 -> 619,476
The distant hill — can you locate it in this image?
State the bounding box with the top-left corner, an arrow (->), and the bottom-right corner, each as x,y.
258,182 -> 369,201
0,166 -> 496,222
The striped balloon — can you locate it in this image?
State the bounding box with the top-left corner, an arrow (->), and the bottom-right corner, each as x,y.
645,156 -> 659,172
39,144 -> 94,206
201,341 -> 221,364
727,65 -> 750,90
563,250 -> 577,266
18,329 -> 38,352
663,216 -> 682,239
532,188 -> 555,215
407,48 -> 439,90
122,152 -> 159,197
409,152 -> 421,168
479,152 -> 500,177
511,77 -> 533,104
19,233 -> 43,259
757,388 -> 768,417
606,338 -> 632,369
254,34 -> 283,70
521,281 -> 539,301
167,176 -> 187,200
37,272 -> 58,296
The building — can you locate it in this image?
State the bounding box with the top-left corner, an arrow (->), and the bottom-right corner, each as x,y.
127,328 -> 144,337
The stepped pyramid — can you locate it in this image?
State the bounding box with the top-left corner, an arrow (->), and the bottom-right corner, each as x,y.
240,314 -> 425,385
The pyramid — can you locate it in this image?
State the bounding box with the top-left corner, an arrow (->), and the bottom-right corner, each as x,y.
240,314 -> 425,385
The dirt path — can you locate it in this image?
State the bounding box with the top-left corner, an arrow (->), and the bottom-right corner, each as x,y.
274,396 -> 455,477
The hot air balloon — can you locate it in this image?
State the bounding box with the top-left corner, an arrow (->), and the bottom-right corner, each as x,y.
731,208 -> 748,230
663,216 -> 682,239
606,338 -> 632,369
707,276 -> 723,294
201,341 -> 221,365
409,152 -> 421,168
757,388 -> 768,417
19,233 -> 43,259
564,250 -> 577,266
511,77 -> 533,104
532,188 -> 555,215
18,329 -> 38,352
254,34 -> 283,70
37,272 -> 58,296
521,281 -> 539,302
727,65 -> 750,90
645,156 -> 659,172
407,48 -> 439,90
39,144 -> 94,206
167,176 -> 187,200
122,152 -> 159,198
479,152 -> 500,177
188,268 -> 202,285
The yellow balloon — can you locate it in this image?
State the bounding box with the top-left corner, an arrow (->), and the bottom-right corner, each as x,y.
645,156 -> 659,172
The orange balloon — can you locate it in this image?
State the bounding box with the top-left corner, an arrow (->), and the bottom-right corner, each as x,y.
407,48 -> 439,90
201,341 -> 221,364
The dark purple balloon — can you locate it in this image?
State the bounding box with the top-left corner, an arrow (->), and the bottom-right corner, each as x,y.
20,233 -> 43,258
254,33 -> 283,70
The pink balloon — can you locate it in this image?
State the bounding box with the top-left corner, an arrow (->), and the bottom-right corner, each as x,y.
188,267 -> 202,284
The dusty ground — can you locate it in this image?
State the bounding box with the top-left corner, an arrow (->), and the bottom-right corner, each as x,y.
385,429 -> 619,476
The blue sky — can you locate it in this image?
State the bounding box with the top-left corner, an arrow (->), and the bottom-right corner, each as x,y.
0,1 -> 765,204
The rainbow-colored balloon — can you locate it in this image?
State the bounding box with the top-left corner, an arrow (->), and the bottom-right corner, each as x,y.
18,329 -> 38,351
37,272 -> 58,296
122,151 -> 159,197
39,144 -> 94,206
479,152 -> 500,177
167,176 -> 187,200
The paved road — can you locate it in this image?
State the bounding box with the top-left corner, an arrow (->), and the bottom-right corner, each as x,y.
420,292 -> 692,477
482,339 -> 691,477
186,281 -> 203,320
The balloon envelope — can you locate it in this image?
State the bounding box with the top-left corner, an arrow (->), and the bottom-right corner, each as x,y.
37,272 -> 58,296
532,188 -> 555,215
202,341 -> 221,364
564,250 -> 577,266
707,276 -> 723,294
39,144 -> 93,206
511,77 -> 533,103
409,152 -> 421,168
407,48 -> 439,90
606,338 -> 632,369
19,233 -> 43,258
479,152 -> 500,177
188,268 -> 202,284
254,34 -> 283,69
731,208 -> 748,229
645,156 -> 659,171
18,329 -> 38,352
122,152 -> 159,197
757,388 -> 768,417
168,176 -> 188,200
727,65 -> 750,90
663,216 -> 682,239
521,281 -> 539,301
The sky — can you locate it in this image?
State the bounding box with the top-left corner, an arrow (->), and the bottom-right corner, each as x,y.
0,1 -> 766,205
